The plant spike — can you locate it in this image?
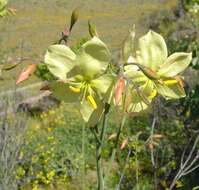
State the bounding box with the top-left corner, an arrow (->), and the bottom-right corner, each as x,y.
70,8 -> 79,32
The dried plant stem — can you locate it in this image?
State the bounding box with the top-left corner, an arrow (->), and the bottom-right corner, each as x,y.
169,133 -> 199,190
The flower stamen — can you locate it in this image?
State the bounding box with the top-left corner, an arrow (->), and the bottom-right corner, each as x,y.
69,86 -> 81,93
149,90 -> 157,99
87,95 -> 97,110
163,79 -> 178,85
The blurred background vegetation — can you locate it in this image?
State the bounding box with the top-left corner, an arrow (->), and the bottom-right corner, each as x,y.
1,0 -> 199,189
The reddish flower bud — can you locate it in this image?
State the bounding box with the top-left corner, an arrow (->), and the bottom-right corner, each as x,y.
114,77 -> 125,105
120,138 -> 128,150
16,64 -> 36,84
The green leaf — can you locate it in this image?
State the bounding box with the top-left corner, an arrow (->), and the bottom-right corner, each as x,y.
75,36 -> 111,79
49,81 -> 80,103
122,26 -> 136,62
136,30 -> 168,70
44,45 -> 76,80
158,53 -> 192,77
193,186 -> 199,190
3,62 -> 19,70
155,81 -> 186,99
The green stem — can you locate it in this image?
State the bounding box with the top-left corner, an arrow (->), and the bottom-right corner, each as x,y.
135,145 -> 139,190
96,103 -> 110,190
105,113 -> 127,184
82,122 -> 86,190
96,142 -> 104,190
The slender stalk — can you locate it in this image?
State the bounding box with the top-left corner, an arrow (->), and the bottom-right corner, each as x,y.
95,103 -> 110,190
135,145 -> 139,190
81,122 -> 86,190
96,141 -> 104,190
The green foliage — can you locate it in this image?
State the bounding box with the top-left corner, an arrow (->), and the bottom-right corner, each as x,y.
183,0 -> 199,11
35,63 -> 56,82
16,104 -> 90,189
3,2 -> 199,190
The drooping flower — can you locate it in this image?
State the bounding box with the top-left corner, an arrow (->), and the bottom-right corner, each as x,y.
44,37 -> 114,125
123,30 -> 192,113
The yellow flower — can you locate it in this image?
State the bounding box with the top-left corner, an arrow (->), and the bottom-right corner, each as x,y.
31,156 -> 39,164
47,170 -> 55,179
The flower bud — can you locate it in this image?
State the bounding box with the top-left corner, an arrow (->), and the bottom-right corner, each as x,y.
70,9 -> 79,31
114,77 -> 125,105
88,20 -> 98,37
16,64 -> 36,84
120,138 -> 128,150
133,63 -> 160,80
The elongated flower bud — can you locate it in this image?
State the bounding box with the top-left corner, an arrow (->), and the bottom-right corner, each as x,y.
87,95 -> 97,110
120,138 -> 128,150
132,63 -> 160,80
114,77 -> 125,105
16,64 -> 36,84
70,9 -> 79,31
88,20 -> 98,37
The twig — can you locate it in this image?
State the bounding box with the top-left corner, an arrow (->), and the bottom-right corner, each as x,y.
169,133 -> 199,189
